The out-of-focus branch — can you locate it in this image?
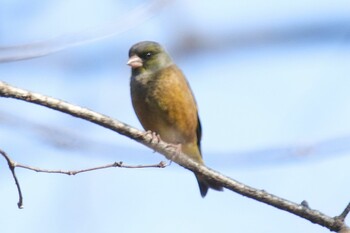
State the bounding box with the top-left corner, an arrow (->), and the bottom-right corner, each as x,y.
3,109 -> 350,167
173,19 -> 350,57
0,0 -> 171,63
1,81 -> 349,231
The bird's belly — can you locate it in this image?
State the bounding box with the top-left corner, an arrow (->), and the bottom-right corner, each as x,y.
134,99 -> 186,144
131,74 -> 197,145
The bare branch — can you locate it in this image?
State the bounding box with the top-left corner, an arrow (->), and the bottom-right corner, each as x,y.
172,18 -> 350,58
4,109 -> 350,166
0,147 -> 167,208
0,81 -> 349,232
0,149 -> 24,209
336,202 -> 350,222
16,160 -> 168,175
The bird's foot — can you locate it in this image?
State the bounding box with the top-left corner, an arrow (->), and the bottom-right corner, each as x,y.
143,130 -> 161,144
143,130 -> 162,153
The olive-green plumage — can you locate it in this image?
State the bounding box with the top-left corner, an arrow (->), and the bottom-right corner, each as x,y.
127,41 -> 222,197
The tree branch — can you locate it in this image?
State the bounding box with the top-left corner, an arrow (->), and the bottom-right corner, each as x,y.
337,202 -> 350,222
0,149 -> 24,209
16,160 -> 168,175
0,81 -> 348,232
0,148 -> 167,208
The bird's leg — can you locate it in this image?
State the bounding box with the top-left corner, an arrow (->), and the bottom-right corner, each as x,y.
142,130 -> 181,164
165,143 -> 182,163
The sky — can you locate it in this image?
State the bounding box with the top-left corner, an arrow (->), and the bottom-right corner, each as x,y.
1,0 -> 350,233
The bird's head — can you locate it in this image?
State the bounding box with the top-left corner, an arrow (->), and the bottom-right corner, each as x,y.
127,41 -> 173,75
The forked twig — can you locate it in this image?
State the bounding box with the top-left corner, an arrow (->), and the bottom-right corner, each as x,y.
0,149 -> 167,208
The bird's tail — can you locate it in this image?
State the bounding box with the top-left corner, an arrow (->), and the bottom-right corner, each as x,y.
181,143 -> 223,197
195,173 -> 223,198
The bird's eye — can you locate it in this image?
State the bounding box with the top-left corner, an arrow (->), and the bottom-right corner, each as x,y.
145,52 -> 152,58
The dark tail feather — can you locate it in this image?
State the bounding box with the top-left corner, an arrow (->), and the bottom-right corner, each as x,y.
197,178 -> 209,197
195,174 -> 224,198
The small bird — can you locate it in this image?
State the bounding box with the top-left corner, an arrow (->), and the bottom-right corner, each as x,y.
127,41 -> 223,197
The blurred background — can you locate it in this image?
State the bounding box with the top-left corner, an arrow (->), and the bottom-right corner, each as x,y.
1,0 -> 350,232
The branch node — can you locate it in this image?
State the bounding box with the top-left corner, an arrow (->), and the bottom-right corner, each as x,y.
68,171 -> 76,176
335,202 -> 350,222
114,161 -> 122,167
17,202 -> 24,209
158,161 -> 167,168
301,200 -> 310,209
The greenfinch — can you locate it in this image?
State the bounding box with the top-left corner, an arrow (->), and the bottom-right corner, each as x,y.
127,41 -> 223,197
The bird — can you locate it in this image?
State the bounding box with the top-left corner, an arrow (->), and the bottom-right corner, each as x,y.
127,41 -> 223,197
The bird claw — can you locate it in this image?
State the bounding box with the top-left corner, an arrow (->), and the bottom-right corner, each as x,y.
143,130 -> 162,153
143,130 -> 161,144
142,130 -> 181,161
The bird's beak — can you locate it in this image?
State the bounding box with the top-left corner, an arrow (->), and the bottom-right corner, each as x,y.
127,55 -> 143,68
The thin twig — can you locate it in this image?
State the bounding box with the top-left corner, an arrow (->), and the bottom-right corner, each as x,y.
336,202 -> 350,222
0,148 -> 167,208
0,149 -> 24,209
16,160 -> 168,175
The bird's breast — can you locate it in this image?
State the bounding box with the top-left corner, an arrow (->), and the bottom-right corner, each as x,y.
130,67 -> 198,145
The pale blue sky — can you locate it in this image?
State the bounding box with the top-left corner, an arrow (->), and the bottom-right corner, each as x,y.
1,1 -> 350,233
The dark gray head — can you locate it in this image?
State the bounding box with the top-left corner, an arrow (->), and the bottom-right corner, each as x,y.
127,41 -> 173,74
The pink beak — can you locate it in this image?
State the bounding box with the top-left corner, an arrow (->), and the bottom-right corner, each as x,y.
127,55 -> 143,68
